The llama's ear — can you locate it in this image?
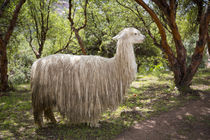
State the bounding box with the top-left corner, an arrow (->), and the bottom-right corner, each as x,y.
112,31 -> 125,41
112,34 -> 120,41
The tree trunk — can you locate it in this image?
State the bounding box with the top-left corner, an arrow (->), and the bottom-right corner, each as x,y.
181,5 -> 210,87
73,28 -> 87,55
68,0 -> 88,55
0,39 -> 9,91
208,35 -> 210,55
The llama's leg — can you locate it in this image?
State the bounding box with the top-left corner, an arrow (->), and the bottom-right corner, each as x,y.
33,108 -> 43,128
44,108 -> 57,124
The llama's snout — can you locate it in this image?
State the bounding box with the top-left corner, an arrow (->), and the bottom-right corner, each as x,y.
140,35 -> 145,41
137,34 -> 145,43
142,35 -> 145,40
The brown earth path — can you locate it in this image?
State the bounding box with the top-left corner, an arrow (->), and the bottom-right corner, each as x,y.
114,94 -> 210,140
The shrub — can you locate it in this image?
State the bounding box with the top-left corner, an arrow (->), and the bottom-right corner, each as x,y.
138,56 -> 168,75
8,53 -> 35,85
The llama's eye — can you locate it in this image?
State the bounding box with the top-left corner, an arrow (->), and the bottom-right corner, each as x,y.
134,33 -> 137,35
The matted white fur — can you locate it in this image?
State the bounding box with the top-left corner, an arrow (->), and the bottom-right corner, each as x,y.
31,27 -> 145,126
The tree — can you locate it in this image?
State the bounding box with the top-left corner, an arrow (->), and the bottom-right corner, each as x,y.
0,0 -> 26,91
26,0 -> 53,59
68,0 -> 88,55
134,0 -> 210,93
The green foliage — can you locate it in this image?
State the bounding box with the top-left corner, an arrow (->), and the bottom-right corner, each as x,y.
85,0 -> 129,56
8,35 -> 35,85
46,13 -> 72,54
0,0 -> 18,32
138,56 -> 168,75
8,54 -> 34,85
3,0 -> 209,84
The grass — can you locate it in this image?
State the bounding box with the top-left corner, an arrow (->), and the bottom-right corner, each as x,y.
0,69 -> 209,139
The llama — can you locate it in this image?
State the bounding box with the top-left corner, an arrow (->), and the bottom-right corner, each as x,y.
31,27 -> 145,127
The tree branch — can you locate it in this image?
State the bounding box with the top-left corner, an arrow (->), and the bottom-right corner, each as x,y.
116,0 -> 138,17
153,0 -> 187,77
192,0 -> 204,23
168,1 -> 187,74
151,0 -> 170,18
134,0 -> 176,64
54,32 -> 73,54
28,25 -> 39,58
38,0 -> 51,56
184,5 -> 210,84
29,6 -> 41,46
68,0 -> 74,27
116,0 -> 162,49
46,0 -> 52,31
208,34 -> 210,55
4,0 -> 26,46
68,0 -> 87,55
77,0 -> 88,31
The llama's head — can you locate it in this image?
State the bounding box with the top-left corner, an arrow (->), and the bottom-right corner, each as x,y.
113,27 -> 145,44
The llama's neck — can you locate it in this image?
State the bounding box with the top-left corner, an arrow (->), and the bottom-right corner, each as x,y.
114,40 -> 137,76
114,40 -> 136,65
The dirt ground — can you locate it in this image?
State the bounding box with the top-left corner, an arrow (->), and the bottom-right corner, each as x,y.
114,93 -> 210,140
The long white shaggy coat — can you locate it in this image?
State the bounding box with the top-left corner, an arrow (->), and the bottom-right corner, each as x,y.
31,27 -> 145,126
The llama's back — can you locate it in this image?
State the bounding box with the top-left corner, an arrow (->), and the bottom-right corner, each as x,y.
31,54 -> 114,90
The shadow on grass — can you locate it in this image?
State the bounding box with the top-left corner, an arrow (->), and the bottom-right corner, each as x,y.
193,69 -> 210,86
0,89 -> 35,139
36,120 -> 127,140
192,77 -> 210,87
0,88 -> 128,140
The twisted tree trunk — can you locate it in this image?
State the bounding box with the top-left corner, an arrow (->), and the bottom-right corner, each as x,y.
0,40 -> 8,91
135,0 -> 210,93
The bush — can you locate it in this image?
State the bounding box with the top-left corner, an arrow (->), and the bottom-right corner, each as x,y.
8,53 -> 35,85
138,56 -> 168,75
